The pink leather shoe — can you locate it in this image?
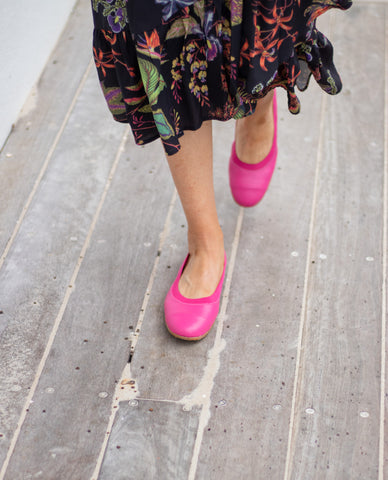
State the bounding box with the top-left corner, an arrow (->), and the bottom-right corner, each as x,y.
164,254 -> 227,341
229,90 -> 278,207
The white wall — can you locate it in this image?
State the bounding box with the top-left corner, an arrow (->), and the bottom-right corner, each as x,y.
0,0 -> 78,149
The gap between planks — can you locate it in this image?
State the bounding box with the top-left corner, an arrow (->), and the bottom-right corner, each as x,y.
90,187 -> 178,480
282,82 -> 328,480
129,189 -> 178,357
0,59 -> 94,272
0,124 -> 131,480
91,206 -> 246,480
187,207 -> 244,480
284,8 -> 387,478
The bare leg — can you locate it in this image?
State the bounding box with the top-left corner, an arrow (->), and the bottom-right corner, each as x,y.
166,121 -> 225,299
235,90 -> 275,164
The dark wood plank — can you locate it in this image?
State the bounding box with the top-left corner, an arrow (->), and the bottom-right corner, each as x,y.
99,400 -> 200,479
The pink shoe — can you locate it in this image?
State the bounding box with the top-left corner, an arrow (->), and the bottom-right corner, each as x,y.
164,254 -> 227,341
229,90 -> 278,207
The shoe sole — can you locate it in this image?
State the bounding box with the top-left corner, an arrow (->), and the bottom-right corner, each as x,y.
166,325 -> 212,341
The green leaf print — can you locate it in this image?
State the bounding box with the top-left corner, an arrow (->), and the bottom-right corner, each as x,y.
153,109 -> 175,140
233,89 -> 247,119
93,0 -> 128,25
100,83 -> 127,116
326,70 -> 338,94
138,58 -> 166,106
166,17 -> 199,40
193,0 -> 205,24
138,104 -> 153,113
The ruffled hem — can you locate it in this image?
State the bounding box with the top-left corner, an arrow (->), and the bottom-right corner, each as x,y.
92,0 -> 352,155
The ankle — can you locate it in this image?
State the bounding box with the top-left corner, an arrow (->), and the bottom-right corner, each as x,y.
179,230 -> 225,299
236,103 -> 273,138
187,226 -> 224,258
235,101 -> 274,164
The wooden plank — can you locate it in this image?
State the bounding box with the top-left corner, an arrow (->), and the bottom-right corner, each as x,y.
384,7 -> 388,478
193,81 -> 323,477
128,119 -> 241,402
99,400 -> 200,479
287,5 -> 384,479
0,69 -> 127,471
1,111 -> 177,478
0,0 -> 93,256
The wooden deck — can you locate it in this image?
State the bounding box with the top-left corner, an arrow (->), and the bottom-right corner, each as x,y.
0,1 -> 386,479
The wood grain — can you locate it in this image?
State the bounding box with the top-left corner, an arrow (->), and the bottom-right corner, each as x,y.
0,2 -> 384,480
99,401 -> 200,480
0,0 -> 93,257
194,83 -> 323,479
287,5 -> 385,479
1,130 -> 177,478
129,119 -> 241,402
0,78 -> 130,479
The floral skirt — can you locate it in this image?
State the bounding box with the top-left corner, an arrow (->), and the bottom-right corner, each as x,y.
91,0 -> 352,156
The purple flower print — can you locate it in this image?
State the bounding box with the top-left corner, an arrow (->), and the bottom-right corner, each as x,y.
155,0 -> 196,22
191,11 -> 222,61
108,8 -> 124,33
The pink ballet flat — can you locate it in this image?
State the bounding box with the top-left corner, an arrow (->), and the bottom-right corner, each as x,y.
164,254 -> 227,341
229,90 -> 278,207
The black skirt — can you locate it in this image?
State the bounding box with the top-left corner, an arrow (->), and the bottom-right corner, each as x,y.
91,0 -> 352,155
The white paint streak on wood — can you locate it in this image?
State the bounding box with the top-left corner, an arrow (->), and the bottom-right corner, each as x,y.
90,201 -> 241,479
379,9 -> 388,480
0,59 -> 93,272
186,207 -> 244,480
283,92 -> 327,480
0,124 -> 130,480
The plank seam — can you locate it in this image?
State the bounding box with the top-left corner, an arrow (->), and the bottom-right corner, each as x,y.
90,188 -> 178,480
378,7 -> 388,480
129,189 -> 178,355
0,124 -> 130,480
187,207 -> 245,480
282,91 -> 328,479
0,58 -> 93,272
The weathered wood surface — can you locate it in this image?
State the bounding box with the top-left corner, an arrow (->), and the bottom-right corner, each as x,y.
129,119 -> 240,402
288,6 -> 386,479
194,83 -> 323,478
0,0 -> 93,258
1,133 -> 176,480
99,401 -> 200,480
0,1 -> 385,480
0,70 -> 124,474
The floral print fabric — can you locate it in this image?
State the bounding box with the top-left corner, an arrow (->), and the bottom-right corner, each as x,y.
92,0 -> 352,155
